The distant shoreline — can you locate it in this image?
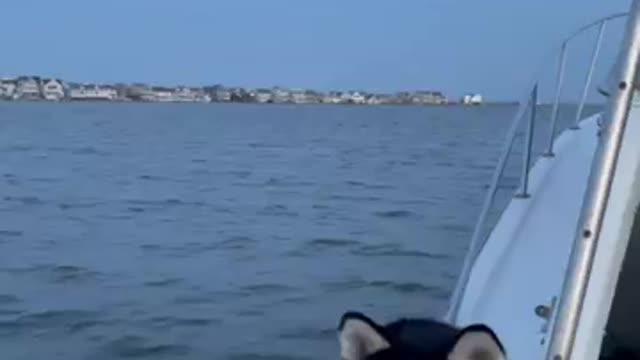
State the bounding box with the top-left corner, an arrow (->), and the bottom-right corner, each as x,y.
0,99 -> 499,106
0,76 -> 487,106
0,99 -> 603,107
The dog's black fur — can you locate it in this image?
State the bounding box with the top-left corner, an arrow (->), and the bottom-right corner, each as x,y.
338,311 -> 506,360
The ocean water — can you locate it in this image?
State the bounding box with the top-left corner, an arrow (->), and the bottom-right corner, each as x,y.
0,102 -> 600,359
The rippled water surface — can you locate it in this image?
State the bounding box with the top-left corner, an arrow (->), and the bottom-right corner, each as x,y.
0,102 -> 599,359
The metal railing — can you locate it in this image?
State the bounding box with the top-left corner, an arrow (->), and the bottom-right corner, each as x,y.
446,12 -> 629,323
546,1 -> 640,358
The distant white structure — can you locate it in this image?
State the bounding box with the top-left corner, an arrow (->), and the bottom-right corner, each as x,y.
15,77 -> 42,100
170,87 -> 206,102
149,87 -> 176,102
69,84 -> 117,101
291,89 -> 305,104
214,87 -> 232,102
272,87 -> 291,103
172,87 -> 197,102
291,89 -> 318,104
0,78 -> 17,99
367,95 -> 382,105
42,79 -> 66,101
154,90 -> 175,102
352,91 -> 367,104
412,91 -> 447,105
323,92 -> 343,104
254,89 -> 272,103
462,93 -> 483,105
341,91 -> 366,104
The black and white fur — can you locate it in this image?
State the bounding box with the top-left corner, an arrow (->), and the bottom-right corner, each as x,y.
338,311 -> 506,360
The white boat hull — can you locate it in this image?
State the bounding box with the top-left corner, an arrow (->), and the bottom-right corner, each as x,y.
455,115 -> 601,359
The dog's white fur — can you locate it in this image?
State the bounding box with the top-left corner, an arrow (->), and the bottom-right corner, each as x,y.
338,314 -> 506,360
448,330 -> 506,360
339,317 -> 389,360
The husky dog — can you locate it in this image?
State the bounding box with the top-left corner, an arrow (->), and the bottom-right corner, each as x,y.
338,311 -> 506,360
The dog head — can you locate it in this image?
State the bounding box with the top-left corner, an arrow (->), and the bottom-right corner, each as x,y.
338,311 -> 505,360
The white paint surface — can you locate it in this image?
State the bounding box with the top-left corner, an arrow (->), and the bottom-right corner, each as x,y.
455,115 -> 601,360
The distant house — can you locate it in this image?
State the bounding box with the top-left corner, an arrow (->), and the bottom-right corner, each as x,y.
342,91 -> 366,104
173,87 -> 198,102
69,84 -> 117,101
194,88 -> 212,103
352,91 -> 366,104
366,94 -> 383,105
375,94 -> 395,105
462,93 -> 483,105
42,79 -> 66,101
125,84 -> 155,101
393,92 -> 412,104
412,91 -> 447,105
0,78 -> 17,99
271,87 -> 291,103
202,85 -> 230,102
254,88 -> 272,103
113,83 -> 131,101
340,92 -> 351,103
322,91 -> 343,104
291,89 -> 313,104
150,86 -> 176,102
227,87 -> 252,102
214,87 -> 232,102
15,76 -> 42,100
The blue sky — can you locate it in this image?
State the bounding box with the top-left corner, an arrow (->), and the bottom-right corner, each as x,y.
0,0 -> 631,100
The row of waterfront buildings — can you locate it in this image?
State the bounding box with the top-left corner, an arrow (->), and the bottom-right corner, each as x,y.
0,76 -> 483,105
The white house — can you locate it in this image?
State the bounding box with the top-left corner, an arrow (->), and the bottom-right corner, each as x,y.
42,79 -> 66,101
323,92 -> 343,104
411,91 -> 447,105
150,87 -> 176,102
291,89 -> 312,104
194,89 -> 211,103
214,87 -> 232,102
471,94 -> 483,104
156,91 -> 174,102
69,84 -> 117,101
462,93 -> 483,105
366,95 -> 383,105
271,87 -> 291,103
254,89 -> 272,103
125,84 -> 155,101
0,78 -> 17,99
342,91 -> 366,104
173,87 -> 198,102
14,77 -> 42,100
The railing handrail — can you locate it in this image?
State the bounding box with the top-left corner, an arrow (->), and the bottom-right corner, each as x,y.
445,12 -> 629,324
546,2 -> 640,358
565,13 -> 628,43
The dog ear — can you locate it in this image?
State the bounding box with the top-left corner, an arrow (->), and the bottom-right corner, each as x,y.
338,312 -> 390,360
448,324 -> 506,360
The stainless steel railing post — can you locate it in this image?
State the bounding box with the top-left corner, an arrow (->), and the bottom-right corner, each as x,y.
545,42 -> 568,157
516,85 -> 538,198
445,96 -> 529,323
445,12 -> 628,327
546,1 -> 640,358
573,21 -> 607,130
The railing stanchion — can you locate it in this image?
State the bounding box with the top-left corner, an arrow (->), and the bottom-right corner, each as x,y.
547,2 -> 640,358
516,85 -> 537,198
573,20 -> 607,129
445,13 -> 628,325
445,94 -> 530,323
545,42 -> 568,157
